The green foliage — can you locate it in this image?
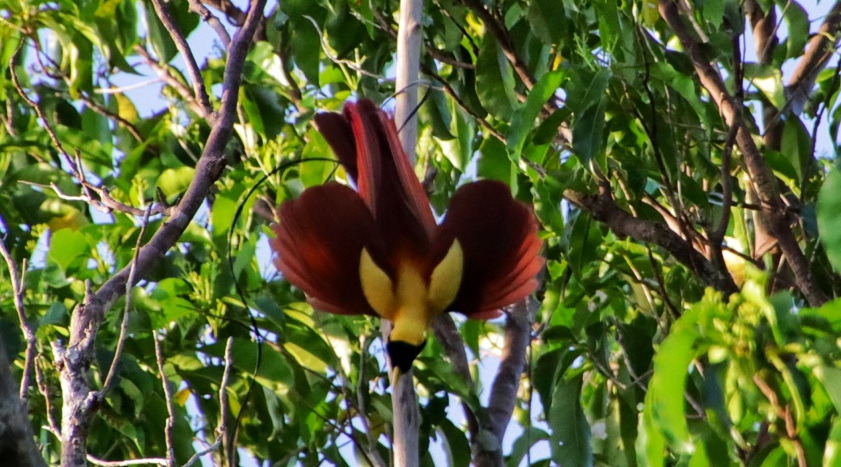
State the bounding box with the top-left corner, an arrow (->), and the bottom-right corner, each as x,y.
1,0 -> 841,465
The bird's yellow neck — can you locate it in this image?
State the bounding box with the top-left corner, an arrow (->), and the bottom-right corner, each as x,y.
359,240 -> 464,346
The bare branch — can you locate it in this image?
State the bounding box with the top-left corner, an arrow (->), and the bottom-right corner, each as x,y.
473,299 -> 533,466
565,186 -> 739,295
178,337 -> 235,467
135,46 -> 209,118
199,0 -> 247,27
101,207 -> 152,394
149,0 -> 213,118
53,1 -> 267,465
11,44 -> 76,172
87,456 -> 167,466
153,334 -> 176,467
658,0 -> 828,306
0,222 -> 36,400
431,315 -> 478,440
709,122 -> 740,248
188,0 -> 232,48
390,0 -> 423,464
786,0 -> 841,116
0,332 -> 46,467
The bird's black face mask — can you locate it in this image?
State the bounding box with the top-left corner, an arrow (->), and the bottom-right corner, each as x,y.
386,339 -> 427,373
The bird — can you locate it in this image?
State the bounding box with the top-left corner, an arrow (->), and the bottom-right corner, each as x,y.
271,98 -> 543,374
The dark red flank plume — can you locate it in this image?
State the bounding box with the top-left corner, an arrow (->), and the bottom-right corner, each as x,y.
271,98 -> 543,373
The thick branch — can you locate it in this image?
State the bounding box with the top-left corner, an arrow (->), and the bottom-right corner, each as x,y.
473,300 -> 532,467
391,1 -> 423,466
658,0 -> 827,306
56,2 -> 267,465
786,0 -> 841,116
430,315 -> 478,440
0,340 -> 46,467
744,0 -> 777,66
565,188 -> 738,295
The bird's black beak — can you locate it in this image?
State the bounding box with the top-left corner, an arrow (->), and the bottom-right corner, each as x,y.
386,339 -> 427,373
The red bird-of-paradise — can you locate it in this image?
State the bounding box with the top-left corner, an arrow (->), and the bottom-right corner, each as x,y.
271,99 -> 543,373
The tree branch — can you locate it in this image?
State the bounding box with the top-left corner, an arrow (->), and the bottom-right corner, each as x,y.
460,0 -> 536,89
0,336 -> 46,467
658,0 -> 827,306
786,0 -> 841,117
430,315 -> 478,440
149,0 -> 214,118
188,0 -> 232,48
390,0 -> 423,465
565,187 -> 739,295
0,227 -> 36,401
473,299 -> 533,467
54,2 -> 267,465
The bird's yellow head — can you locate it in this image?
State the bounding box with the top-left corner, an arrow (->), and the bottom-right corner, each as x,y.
359,240 -> 464,372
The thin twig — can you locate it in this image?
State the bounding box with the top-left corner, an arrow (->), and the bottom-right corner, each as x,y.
753,374 -> 807,467
134,46 -> 208,118
10,42 -> 76,171
180,337 -> 235,467
460,0 -> 535,89
354,336 -> 388,467
431,315 -> 479,440
153,333 -> 176,467
301,16 -> 386,79
78,94 -> 144,142
0,223 -> 36,400
101,206 -> 152,394
709,121 -> 740,246
188,0 -> 232,47
34,355 -> 60,435
149,0 -> 213,118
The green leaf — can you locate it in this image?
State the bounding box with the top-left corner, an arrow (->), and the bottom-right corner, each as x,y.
548,374 -> 592,467
507,69 -> 563,158
48,228 -> 90,270
818,167 -> 841,274
702,0 -> 725,29
648,62 -> 710,132
781,1 -> 809,59
645,327 -> 699,455
527,0 -> 567,45
744,63 -> 786,109
156,167 -> 195,198
572,99 -> 606,163
439,418 -> 471,467
825,416 -> 841,467
288,17 -> 321,86
816,365 -> 841,412
476,134 -> 511,182
476,37 -> 517,117
780,117 -> 811,184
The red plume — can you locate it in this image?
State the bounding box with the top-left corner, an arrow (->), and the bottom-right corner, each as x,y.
433,180 -> 543,317
273,98 -> 542,323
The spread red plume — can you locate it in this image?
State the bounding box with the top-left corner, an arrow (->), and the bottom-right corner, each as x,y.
271,98 -> 543,372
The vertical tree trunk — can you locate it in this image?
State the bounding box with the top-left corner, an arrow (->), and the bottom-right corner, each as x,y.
391,0 -> 423,465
